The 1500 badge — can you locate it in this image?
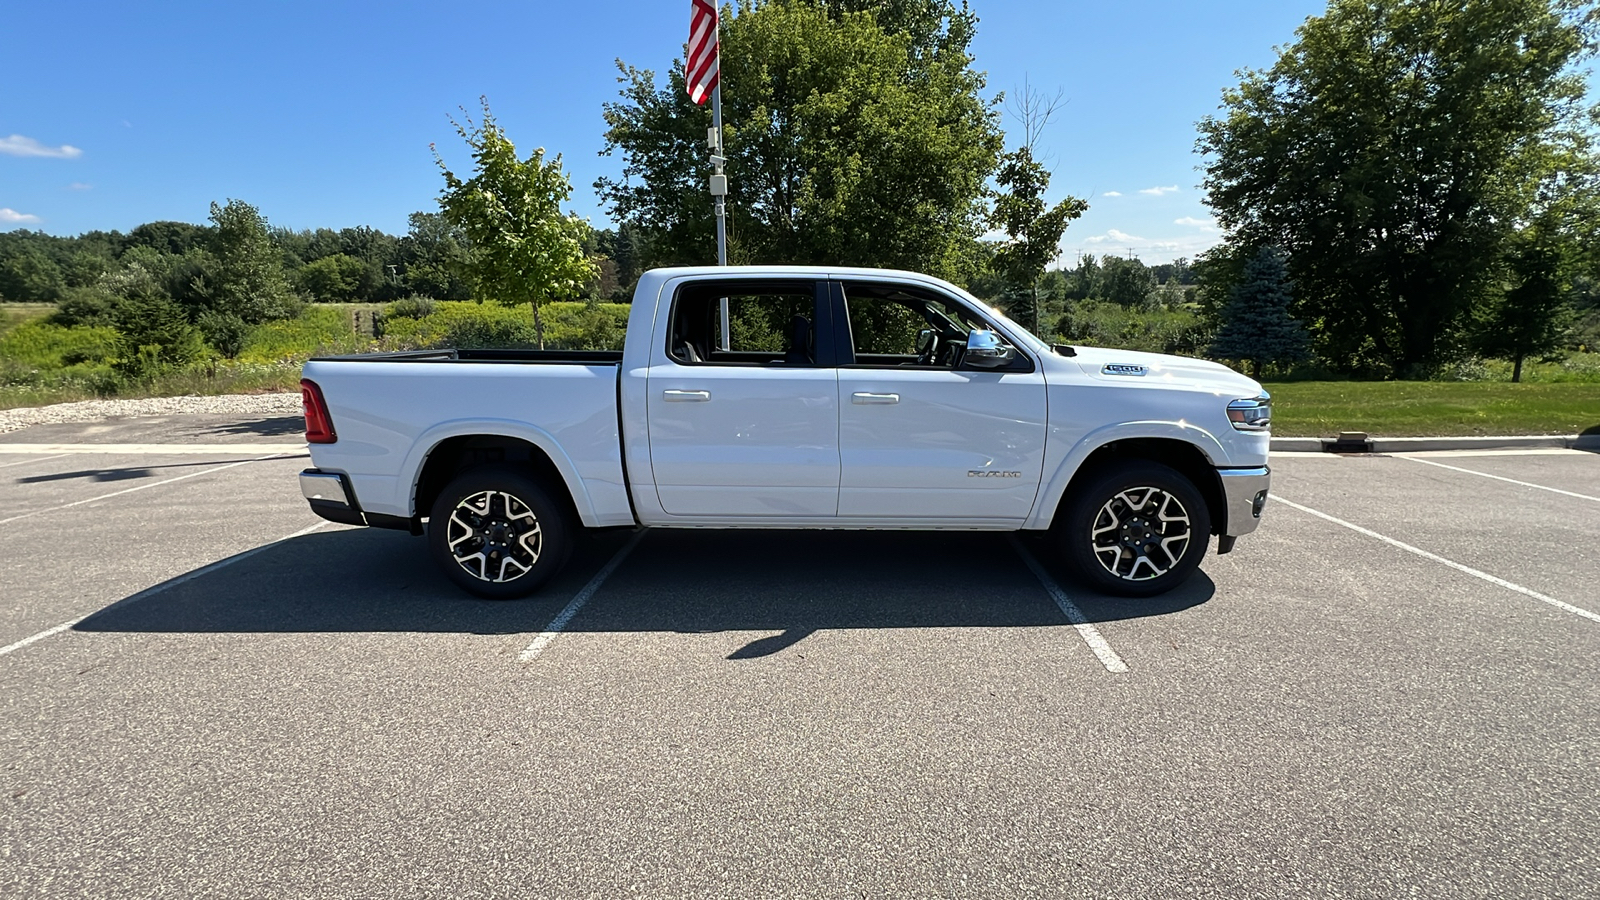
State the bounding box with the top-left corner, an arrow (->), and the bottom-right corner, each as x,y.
1102,363 -> 1148,376
968,470 -> 1022,478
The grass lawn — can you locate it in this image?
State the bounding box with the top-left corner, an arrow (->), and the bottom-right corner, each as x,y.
1263,381 -> 1600,437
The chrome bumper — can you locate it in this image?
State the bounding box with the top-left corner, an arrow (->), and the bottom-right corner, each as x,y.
1218,466 -> 1270,537
300,470 -> 354,507
300,469 -> 367,527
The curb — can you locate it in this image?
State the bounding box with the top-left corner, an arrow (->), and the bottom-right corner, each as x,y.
1271,434 -> 1599,453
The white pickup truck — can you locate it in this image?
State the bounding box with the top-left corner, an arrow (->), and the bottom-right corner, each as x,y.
298,266 -> 1271,599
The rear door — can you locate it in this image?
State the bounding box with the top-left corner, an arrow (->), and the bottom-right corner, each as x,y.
833,279 -> 1048,521
644,278 -> 841,518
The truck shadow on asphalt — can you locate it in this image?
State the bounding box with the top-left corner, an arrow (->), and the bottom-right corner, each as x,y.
202,416 -> 306,438
73,527 -> 1213,656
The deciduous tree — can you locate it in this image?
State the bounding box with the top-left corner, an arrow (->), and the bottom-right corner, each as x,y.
1198,0 -> 1597,376
597,0 -> 1002,281
434,97 -> 597,349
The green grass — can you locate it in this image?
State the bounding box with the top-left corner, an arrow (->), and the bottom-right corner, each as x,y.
0,303 -> 57,336
238,305 -> 375,362
1264,380 -> 1600,437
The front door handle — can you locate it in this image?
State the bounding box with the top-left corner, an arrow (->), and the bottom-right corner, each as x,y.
851,392 -> 900,405
663,389 -> 711,402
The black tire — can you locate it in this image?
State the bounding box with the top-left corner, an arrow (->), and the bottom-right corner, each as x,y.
1058,461 -> 1211,597
426,465 -> 573,600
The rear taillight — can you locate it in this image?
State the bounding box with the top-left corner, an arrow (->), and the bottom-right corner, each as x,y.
301,379 -> 337,444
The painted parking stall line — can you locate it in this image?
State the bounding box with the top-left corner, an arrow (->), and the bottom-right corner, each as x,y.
0,453 -> 302,526
0,521 -> 332,659
519,530 -> 647,663
0,443 -> 308,455
0,453 -> 69,469
1008,536 -> 1130,674
1395,455 -> 1600,503
1276,496 -> 1600,626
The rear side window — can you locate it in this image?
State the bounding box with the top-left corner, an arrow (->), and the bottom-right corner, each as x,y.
667,280 -> 822,366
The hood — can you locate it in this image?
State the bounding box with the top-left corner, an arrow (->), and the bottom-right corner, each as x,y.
1064,345 -> 1264,396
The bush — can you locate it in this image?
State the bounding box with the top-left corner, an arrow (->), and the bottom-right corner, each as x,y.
110,288 -> 207,378
1055,301 -> 1211,356
237,305 -> 371,362
198,311 -> 250,359
382,295 -> 439,320
52,286 -> 117,327
377,301 -> 630,351
0,319 -> 119,368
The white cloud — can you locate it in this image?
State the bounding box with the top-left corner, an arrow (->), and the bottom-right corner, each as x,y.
67,182 -> 92,191
1063,228 -> 1223,265
1102,191 -> 1122,197
0,208 -> 43,224
0,134 -> 83,159
1139,185 -> 1179,196
1174,216 -> 1217,229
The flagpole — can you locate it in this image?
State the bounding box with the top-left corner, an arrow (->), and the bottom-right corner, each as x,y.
711,83 -> 728,268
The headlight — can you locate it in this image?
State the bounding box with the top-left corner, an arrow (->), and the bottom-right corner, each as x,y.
1227,394 -> 1271,431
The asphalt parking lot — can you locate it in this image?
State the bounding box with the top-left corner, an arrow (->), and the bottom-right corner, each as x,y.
2,415 -> 1597,898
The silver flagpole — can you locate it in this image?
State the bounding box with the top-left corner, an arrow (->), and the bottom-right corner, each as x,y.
710,52 -> 730,349
711,82 -> 728,267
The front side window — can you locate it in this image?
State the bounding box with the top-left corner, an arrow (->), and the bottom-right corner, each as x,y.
841,281 -> 1024,370
667,281 -> 819,366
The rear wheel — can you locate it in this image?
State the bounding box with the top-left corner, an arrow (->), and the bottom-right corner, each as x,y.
427,465 -> 572,599
1059,461 -> 1210,597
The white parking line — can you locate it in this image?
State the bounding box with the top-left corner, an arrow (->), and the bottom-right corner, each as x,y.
0,521 -> 332,659
519,530 -> 647,663
1007,536 -> 1130,674
1276,497 -> 1600,625
0,443 -> 308,455
0,454 -> 298,526
0,453 -> 68,469
1395,455 -> 1600,503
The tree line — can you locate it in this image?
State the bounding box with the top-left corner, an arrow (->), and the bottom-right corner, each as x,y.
5,0 -> 1599,382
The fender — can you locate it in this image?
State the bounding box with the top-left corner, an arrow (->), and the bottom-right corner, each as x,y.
400,418 -> 601,526
1024,420 -> 1229,531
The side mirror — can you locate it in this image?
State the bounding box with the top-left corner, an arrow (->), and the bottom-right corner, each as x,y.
964,329 -> 1015,368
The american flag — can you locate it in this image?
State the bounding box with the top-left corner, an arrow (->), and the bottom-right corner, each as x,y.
686,0 -> 719,106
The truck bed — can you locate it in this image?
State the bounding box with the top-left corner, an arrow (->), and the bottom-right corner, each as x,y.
312,348 -> 624,365
299,353 -> 633,527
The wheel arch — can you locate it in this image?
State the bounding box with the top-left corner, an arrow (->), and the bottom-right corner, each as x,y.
405,422 -> 591,527
1034,428 -> 1228,536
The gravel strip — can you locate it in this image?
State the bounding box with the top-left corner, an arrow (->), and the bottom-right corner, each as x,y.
0,393 -> 302,434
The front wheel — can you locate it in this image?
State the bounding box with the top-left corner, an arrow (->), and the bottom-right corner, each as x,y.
427,465 -> 573,599
1059,461 -> 1211,597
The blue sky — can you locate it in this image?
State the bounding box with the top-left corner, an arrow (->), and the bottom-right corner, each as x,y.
3,0 -> 1331,265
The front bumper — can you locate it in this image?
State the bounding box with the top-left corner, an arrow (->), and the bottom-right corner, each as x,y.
1218,465 -> 1270,537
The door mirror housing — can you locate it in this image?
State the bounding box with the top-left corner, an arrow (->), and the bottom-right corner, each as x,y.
964,330 -> 1016,368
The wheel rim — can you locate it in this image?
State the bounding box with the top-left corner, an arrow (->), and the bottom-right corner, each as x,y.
445,490 -> 542,583
1089,486 -> 1192,582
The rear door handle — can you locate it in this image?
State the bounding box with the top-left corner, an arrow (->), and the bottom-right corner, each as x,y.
663,390 -> 711,402
851,392 -> 899,405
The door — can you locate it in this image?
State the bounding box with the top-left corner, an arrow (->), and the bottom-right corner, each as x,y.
645,278 -> 841,518
833,280 -> 1048,520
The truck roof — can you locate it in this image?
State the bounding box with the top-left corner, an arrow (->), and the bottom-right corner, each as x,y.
642,265 -> 960,289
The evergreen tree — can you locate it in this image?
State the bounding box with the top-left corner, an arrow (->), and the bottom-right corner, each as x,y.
1208,246 -> 1310,377
110,276 -> 207,378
